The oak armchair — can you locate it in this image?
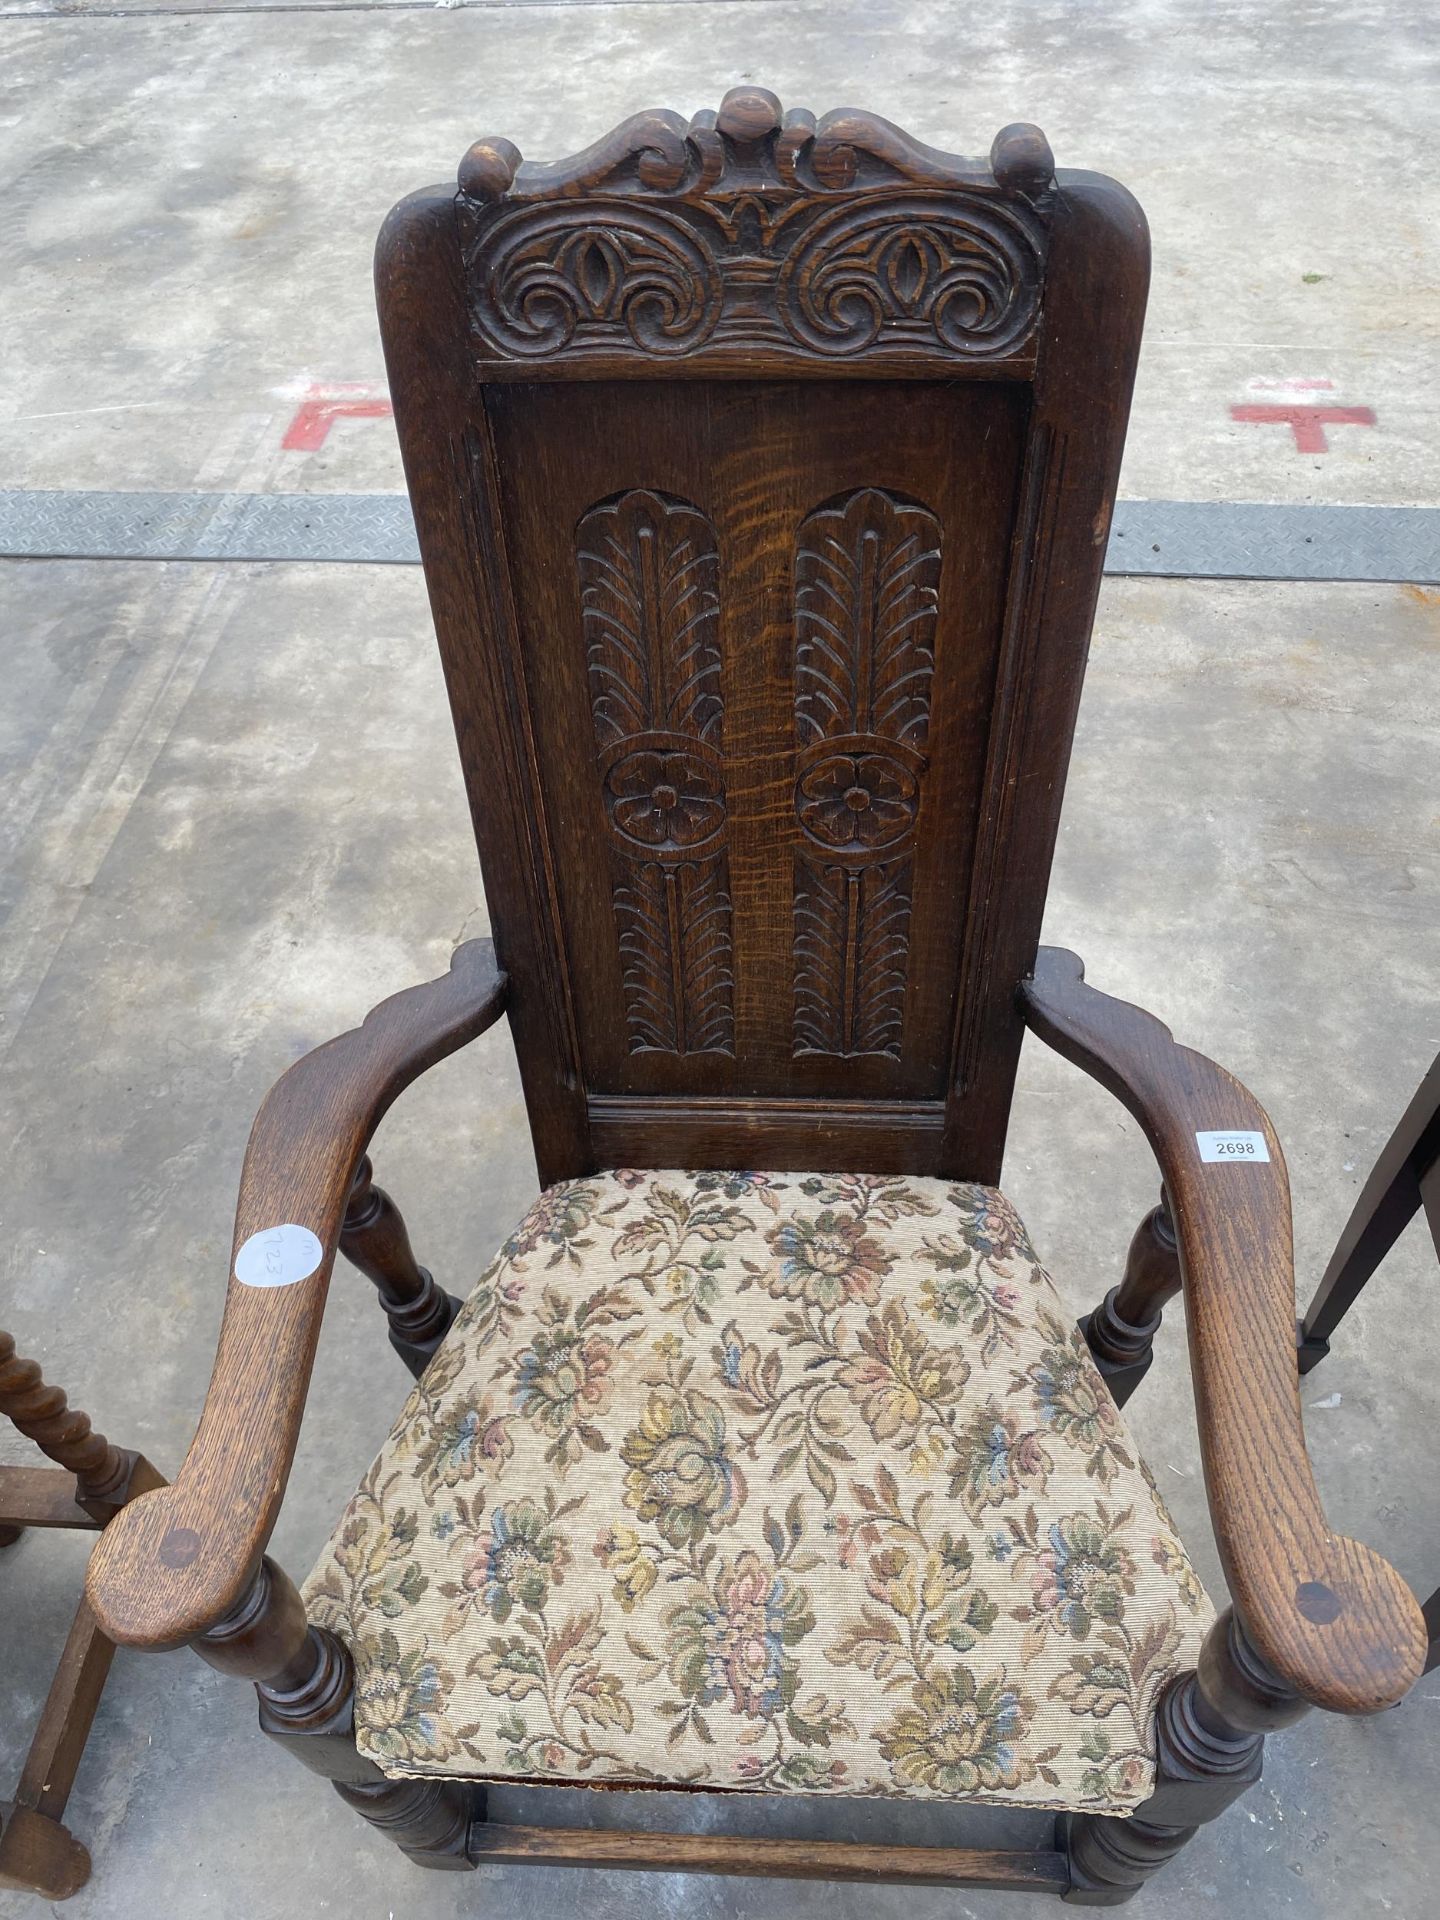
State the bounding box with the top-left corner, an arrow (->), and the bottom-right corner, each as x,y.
84,89 -> 1425,1905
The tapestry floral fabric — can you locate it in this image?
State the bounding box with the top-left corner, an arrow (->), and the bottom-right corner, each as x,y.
304,1171 -> 1212,1812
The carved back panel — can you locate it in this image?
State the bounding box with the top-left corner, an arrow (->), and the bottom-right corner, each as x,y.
379,89 -> 1149,1185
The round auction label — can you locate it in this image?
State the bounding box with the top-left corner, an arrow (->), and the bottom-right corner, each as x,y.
234,1223 -> 324,1288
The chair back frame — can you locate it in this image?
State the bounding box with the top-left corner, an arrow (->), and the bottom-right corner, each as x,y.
377,88 -> 1149,1187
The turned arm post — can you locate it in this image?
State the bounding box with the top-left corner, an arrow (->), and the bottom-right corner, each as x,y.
1080,1192 -> 1182,1407
1065,1604 -> 1308,1904
341,1156 -> 462,1377
193,1557 -> 341,1703
0,1330 -> 162,1522
192,1555 -> 472,1865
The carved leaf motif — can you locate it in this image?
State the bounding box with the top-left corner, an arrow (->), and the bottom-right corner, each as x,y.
614,857 -> 735,1055
579,489 -> 732,1056
791,488 -> 940,1059
580,490 -> 722,747
794,489 -> 940,748
793,858 -> 911,1060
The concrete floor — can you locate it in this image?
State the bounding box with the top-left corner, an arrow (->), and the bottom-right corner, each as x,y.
2,3 -> 1439,1918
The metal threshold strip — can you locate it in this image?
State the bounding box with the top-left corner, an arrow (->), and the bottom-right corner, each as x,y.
0,489 -> 1435,583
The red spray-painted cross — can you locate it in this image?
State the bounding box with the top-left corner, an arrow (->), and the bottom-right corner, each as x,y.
1229,379 -> 1375,452
1230,402 -> 1376,452
282,381 -> 393,452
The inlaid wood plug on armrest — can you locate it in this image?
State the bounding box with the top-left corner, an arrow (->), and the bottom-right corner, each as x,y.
1019,946 -> 1427,1716
85,940 -> 507,1652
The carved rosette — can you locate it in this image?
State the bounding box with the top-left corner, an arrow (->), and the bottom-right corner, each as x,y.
790,488 -> 941,1060
459,90 -> 1050,370
578,489 -> 735,1055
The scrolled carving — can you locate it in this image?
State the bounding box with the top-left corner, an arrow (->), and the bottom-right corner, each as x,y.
780,197 -> 1043,359
578,489 -> 734,1055
461,108 -> 694,203
474,203 -> 722,359
461,88 -> 1054,208
459,90 -> 1051,368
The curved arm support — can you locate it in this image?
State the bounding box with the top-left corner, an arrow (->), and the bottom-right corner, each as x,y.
1019,946 -> 1425,1714
86,940 -> 507,1650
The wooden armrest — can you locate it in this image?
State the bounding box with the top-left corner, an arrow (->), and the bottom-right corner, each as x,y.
1019,946 -> 1426,1714
85,940 -> 507,1650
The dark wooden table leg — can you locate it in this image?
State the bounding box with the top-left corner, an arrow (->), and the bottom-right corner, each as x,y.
1297,1054 -> 1440,1372
1422,1587 -> 1440,1675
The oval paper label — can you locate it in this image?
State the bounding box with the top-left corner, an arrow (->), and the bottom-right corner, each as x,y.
234,1223 -> 324,1289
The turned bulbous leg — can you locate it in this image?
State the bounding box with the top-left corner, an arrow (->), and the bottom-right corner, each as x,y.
341,1157 -> 463,1379
192,1556 -> 475,1870
1063,1606 -> 1305,1904
334,1778 -> 480,1869
1080,1193 -> 1182,1408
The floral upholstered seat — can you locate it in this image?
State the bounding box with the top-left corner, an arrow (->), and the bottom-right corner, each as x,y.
304,1171 -> 1212,1814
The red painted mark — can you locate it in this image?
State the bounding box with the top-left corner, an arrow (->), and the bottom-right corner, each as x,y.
1230,402 -> 1376,452
1230,379 -> 1375,453
282,381 -> 393,451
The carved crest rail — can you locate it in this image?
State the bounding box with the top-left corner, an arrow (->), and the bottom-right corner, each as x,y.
457,89 -> 1053,374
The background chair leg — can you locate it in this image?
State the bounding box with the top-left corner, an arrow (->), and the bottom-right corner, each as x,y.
1295,1320 -> 1331,1374
341,1157 -> 463,1379
1079,1193 -> 1182,1408
0,1598 -> 113,1899
1423,1589 -> 1440,1675
0,1330 -> 156,1519
1296,1052 -> 1440,1373
1062,1606 -> 1307,1905
192,1556 -> 475,1871
0,1803 -> 92,1901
